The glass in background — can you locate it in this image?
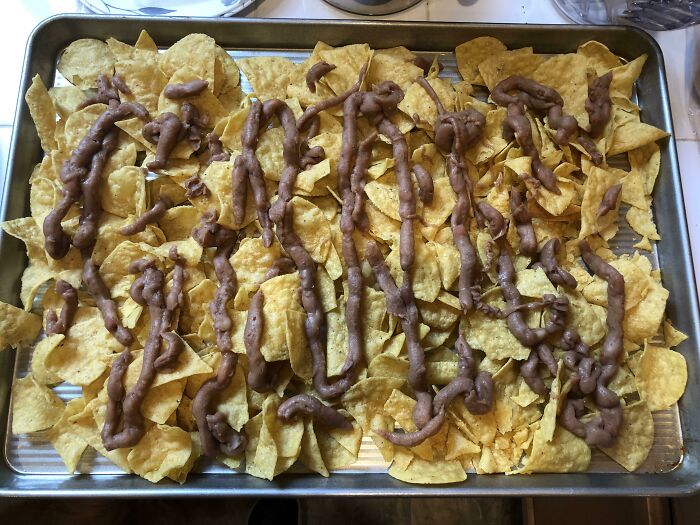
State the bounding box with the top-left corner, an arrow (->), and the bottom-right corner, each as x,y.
553,0 -> 700,30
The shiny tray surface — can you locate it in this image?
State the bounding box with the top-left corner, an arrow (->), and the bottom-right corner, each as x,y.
0,16 -> 698,496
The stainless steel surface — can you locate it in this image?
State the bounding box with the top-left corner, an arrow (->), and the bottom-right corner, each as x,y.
553,0 -> 700,29
0,16 -> 698,497
322,0 -> 424,15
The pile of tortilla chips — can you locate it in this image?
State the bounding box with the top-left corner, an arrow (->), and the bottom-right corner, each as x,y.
0,32 -> 688,485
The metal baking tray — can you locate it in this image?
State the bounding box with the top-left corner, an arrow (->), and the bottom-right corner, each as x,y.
1,15 -> 698,497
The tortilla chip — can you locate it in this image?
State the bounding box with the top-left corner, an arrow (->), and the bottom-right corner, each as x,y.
26,74 -> 58,152
0,301 -> 42,351
47,397 -> 88,473
11,374 -> 65,433
600,401 -> 654,471
388,457 -> 466,484
58,39 -> 115,89
127,424 -> 192,483
663,320 -> 688,347
238,56 -> 297,100
455,37 -> 507,84
636,343 -> 687,411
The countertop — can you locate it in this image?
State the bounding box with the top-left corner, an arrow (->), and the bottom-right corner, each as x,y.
0,0 -> 697,289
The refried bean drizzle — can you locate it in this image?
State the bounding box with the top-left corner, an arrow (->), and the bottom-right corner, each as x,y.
305,61 -> 336,93
191,212 -> 248,457
43,99 -> 150,356
536,238 -> 577,289
479,202 -> 564,394
231,100 -> 273,246
416,77 -> 485,314
142,102 -> 207,171
77,74 -> 121,110
585,71 -> 613,139
244,257 -> 295,392
119,195 -> 173,236
207,132 -> 230,165
163,79 -> 209,99
45,280 -> 78,336
102,259 -> 167,450
62,48 -> 629,457
43,100 -> 148,259
559,240 -> 625,447
509,188 -> 537,257
277,394 -> 351,429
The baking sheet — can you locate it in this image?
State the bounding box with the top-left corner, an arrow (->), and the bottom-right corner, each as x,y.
0,16 -> 697,496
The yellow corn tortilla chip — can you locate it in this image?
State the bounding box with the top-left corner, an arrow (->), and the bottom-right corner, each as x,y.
259,272 -> 302,362
610,54 -> 647,99
581,256 -> 650,311
26,74 -> 58,152
11,374 -> 65,434
383,389 -> 439,461
532,53 -> 590,131
515,267 -> 557,298
463,297 -> 530,361
466,107 -> 508,164
636,343 -> 687,411
579,164 -> 620,239
244,411 -> 275,480
629,142 -> 660,195
398,77 -> 455,131
31,333 -> 64,385
326,304 -> 348,377
317,418 -> 363,470
600,401 -> 654,471
479,48 -> 546,92
0,301 -> 42,351
445,424 -> 481,460
285,308 -> 312,381
58,39 -> 115,89
620,168 -> 647,209
623,279 -> 668,343
577,41 -> 623,75
115,49 -> 167,114
386,237 -> 441,302
232,237 -> 282,289
341,377 -> 404,432
318,43 -> 371,96
67,399 -> 131,472
238,56 -> 297,100
608,119 -> 668,157
515,425 -> 590,474
47,397 -> 88,473
101,165 -> 146,219
562,289 -> 606,346
626,202 -> 660,241
158,66 -> 227,125
422,178 -> 456,226
127,424 -> 192,483
455,37 -> 507,84
46,317 -> 115,386
299,418 -> 330,477
49,85 -> 87,118
368,354 -> 409,380
160,34 -> 216,90
663,320 -> 688,347
290,196 -> 333,263
367,52 -> 423,92
389,457 -> 466,484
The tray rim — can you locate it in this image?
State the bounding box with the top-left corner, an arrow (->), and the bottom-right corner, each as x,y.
1,14 -> 699,497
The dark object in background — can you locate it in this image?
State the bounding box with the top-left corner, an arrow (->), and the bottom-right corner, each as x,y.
322,0 -> 424,15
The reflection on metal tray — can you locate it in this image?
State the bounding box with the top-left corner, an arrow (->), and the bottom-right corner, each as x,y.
0,16 -> 698,497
